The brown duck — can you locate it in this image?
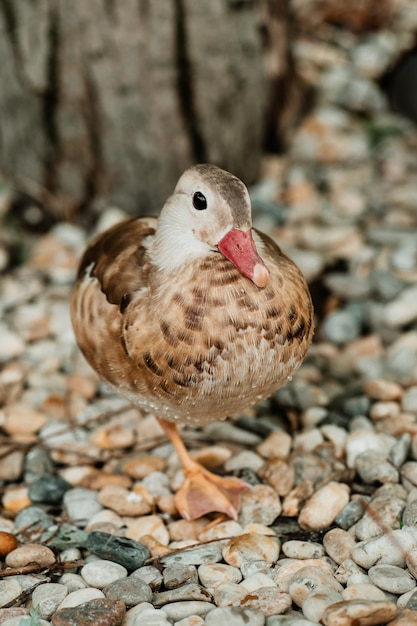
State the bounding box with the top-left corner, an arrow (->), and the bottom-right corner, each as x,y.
70,164 -> 314,520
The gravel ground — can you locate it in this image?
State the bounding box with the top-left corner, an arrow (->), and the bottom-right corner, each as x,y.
1,3 -> 417,626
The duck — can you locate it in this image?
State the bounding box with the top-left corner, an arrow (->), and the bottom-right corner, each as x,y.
70,164 -> 314,520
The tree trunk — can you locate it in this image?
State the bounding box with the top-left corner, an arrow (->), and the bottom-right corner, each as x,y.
0,0 -> 267,220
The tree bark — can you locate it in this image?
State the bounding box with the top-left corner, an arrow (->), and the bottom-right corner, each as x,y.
0,0 -> 266,219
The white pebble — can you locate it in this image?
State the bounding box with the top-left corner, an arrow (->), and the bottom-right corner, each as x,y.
81,559 -> 127,588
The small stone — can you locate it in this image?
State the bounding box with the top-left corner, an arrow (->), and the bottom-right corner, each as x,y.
238,485 -> 282,526
2,485 -> 31,512
175,617 -> 205,626
198,520 -> 242,542
32,583 -> 68,619
14,506 -> 53,533
282,540 -> 325,560
124,602 -> 171,625
0,326 -> 25,362
322,310 -> 361,344
86,531 -> 150,571
205,606 -> 265,626
260,459 -> 295,496
198,563 -> 242,590
6,543 -> 56,568
63,488 -> 103,525
98,484 -> 152,516
0,578 -> 23,608
0,447 -> 25,482
160,544 -> 223,567
23,448 -> 55,484
42,522 -> 88,551
302,587 -> 343,623
28,474 -> 72,504
125,515 -> 169,545
153,583 -> 212,607
51,598 -> 126,626
240,586 -> 292,617
288,566 -> 343,607
103,576 -> 152,606
121,455 -> 166,479
298,482 -> 350,530
224,450 -> 264,473
163,564 -> 198,589
352,529 -> 417,569
322,599 -> 397,626
256,430 -> 292,459
368,564 -> 416,594
81,560 -> 128,589
0,531 -> 18,558
342,583 -> 386,601
223,533 -> 280,568
58,587 -> 105,608
335,499 -> 366,529
388,609 -> 417,626
161,600 -> 215,621
323,528 -> 356,565
130,565 -> 163,591
403,387 -> 417,414
364,379 -> 403,401
355,451 -> 399,484
213,582 -> 247,607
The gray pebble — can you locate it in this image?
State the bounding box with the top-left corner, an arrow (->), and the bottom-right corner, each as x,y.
0,579 -> 23,608
130,565 -> 163,591
103,575 -> 152,606
153,583 -> 212,607
86,531 -> 150,571
335,499 -> 366,529
161,600 -> 216,621
32,582 -> 68,618
42,522 -> 88,550
14,506 -> 53,533
63,488 -> 103,525
23,448 -> 55,484
205,606 -> 265,626
28,474 -> 71,504
403,386 -> 417,413
163,564 -> 198,589
403,500 -> 417,527
81,559 -> 128,589
160,544 -> 223,567
368,564 -> 416,594
355,451 -> 399,484
322,309 -> 361,344
389,433 -> 411,467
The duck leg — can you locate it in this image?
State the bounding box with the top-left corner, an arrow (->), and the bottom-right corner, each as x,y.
158,418 -> 248,520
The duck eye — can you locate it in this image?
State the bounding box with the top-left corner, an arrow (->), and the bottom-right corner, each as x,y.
192,191 -> 207,211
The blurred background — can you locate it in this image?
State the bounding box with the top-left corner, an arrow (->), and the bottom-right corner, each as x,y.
0,0 -> 416,230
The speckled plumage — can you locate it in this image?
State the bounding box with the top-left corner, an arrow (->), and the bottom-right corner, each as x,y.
70,165 -> 314,427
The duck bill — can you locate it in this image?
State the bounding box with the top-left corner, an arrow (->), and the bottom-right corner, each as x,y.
217,228 -> 269,288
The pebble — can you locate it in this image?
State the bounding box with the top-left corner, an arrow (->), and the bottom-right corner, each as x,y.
298,482 -> 350,530
351,529 -> 417,568
302,587 -> 343,623
80,560 -> 128,588
130,565 -> 163,591
160,600 -> 215,621
63,488 -> 103,524
323,528 -> 356,565
32,583 -> 68,619
257,430 -> 292,459
86,531 -> 150,570
240,587 -> 292,617
0,531 -> 18,558
124,602 -> 171,626
238,485 -> 282,525
223,534 -> 280,568
6,543 -> 56,568
205,606 -> 265,626
198,563 -> 242,590
98,484 -> 152,516
153,583 -> 212,607
125,514 -> 169,545
58,587 -> 105,608
28,474 -> 72,504
322,599 -> 397,626
103,575 -> 153,606
342,582 -> 386,601
368,564 -> 416,594
51,598 -> 126,626
282,540 -> 325,560
160,544 -> 223,567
